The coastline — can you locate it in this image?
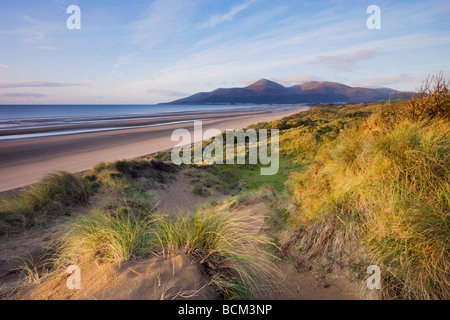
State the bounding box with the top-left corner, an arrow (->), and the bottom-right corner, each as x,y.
0,106 -> 308,192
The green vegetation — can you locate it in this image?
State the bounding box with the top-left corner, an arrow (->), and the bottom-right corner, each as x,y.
0,171 -> 90,234
192,183 -> 210,197
84,158 -> 178,192
237,159 -> 299,193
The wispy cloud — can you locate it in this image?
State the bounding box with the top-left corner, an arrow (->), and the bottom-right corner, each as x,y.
279,75 -> 321,86
200,0 -> 257,28
0,92 -> 47,98
353,73 -> 423,89
236,77 -> 255,85
34,46 -> 58,51
0,64 -> 9,70
237,75 -> 320,87
0,81 -> 89,89
309,50 -> 379,73
130,0 -> 195,49
146,87 -> 187,97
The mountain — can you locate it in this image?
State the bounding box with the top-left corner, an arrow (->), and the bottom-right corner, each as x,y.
164,79 -> 400,105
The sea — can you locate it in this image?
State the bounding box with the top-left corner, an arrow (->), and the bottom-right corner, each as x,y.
0,104 -> 303,142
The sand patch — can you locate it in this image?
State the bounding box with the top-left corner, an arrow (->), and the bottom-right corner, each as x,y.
14,255 -> 219,300
152,171 -> 227,216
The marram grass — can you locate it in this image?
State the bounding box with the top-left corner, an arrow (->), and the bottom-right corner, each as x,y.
287,110 -> 449,299
0,171 -> 90,233
55,195 -> 278,300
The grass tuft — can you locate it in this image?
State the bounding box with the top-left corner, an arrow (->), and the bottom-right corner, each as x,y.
0,171 -> 90,233
152,209 -> 278,299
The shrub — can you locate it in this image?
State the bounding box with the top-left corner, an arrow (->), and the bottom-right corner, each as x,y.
192,184 -> 210,197
390,72 -> 450,121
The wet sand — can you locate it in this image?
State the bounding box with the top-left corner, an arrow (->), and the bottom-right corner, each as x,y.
0,107 -> 307,192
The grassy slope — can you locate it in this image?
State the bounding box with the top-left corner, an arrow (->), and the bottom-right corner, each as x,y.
243,78 -> 449,300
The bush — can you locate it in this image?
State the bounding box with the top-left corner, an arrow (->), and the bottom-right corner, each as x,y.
192,184 -> 210,197
390,72 -> 450,121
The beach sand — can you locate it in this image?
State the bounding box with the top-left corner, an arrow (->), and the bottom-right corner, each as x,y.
0,107 -> 307,192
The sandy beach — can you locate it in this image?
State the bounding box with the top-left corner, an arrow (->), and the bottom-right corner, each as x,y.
0,107 -> 307,192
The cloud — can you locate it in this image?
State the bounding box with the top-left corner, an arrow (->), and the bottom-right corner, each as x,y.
0,64 -> 9,70
236,77 -> 255,85
0,92 -> 47,98
131,0 -> 195,48
200,0 -> 257,28
34,46 -> 58,51
309,50 -> 379,73
20,15 -> 63,49
0,81 -> 89,89
237,75 -> 319,87
354,50 -> 378,60
353,73 -> 423,89
279,75 -> 320,86
146,87 -> 187,97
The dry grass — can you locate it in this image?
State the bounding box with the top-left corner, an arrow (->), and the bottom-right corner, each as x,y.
284,79 -> 449,299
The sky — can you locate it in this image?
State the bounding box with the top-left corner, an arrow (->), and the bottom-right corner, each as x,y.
0,0 -> 449,104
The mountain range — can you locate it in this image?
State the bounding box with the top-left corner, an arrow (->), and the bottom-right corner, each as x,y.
165,79 -> 400,105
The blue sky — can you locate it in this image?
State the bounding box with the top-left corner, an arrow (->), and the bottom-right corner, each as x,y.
0,0 -> 449,104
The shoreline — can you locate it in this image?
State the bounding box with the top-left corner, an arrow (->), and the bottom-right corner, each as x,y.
0,107 -> 309,192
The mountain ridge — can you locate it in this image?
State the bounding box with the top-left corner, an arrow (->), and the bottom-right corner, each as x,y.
163,78 -> 401,105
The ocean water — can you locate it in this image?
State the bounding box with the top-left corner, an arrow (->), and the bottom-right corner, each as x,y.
0,104 -> 269,121
0,104 -> 302,141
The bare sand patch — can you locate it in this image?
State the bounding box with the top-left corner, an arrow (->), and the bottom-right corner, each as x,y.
15,255 -> 219,300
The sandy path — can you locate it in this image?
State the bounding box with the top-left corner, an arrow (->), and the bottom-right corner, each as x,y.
0,108 -> 306,192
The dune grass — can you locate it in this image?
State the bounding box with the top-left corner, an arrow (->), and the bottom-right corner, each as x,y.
277,75 -> 450,299
52,187 -> 278,299
84,158 -> 178,193
151,203 -> 278,299
58,207 -> 155,264
0,171 -> 90,234
286,114 -> 449,296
